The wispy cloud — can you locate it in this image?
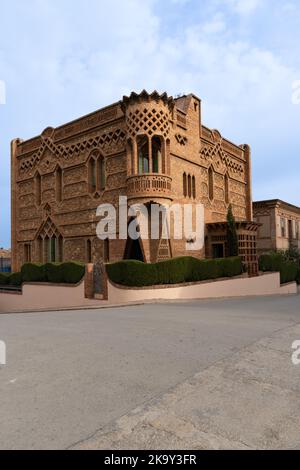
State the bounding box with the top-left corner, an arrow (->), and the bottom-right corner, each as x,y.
0,0 -> 299,246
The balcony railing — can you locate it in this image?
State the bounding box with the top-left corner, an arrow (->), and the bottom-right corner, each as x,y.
127,174 -> 172,200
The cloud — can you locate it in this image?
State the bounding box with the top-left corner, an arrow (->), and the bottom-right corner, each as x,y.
0,0 -> 299,246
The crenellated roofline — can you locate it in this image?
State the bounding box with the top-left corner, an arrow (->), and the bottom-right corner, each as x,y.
122,90 -> 175,112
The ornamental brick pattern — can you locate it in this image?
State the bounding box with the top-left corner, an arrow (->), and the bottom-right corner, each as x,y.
11,90 -> 256,272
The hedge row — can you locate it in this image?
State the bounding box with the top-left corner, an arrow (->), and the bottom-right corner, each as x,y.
0,262 -> 85,287
106,256 -> 243,287
259,253 -> 298,284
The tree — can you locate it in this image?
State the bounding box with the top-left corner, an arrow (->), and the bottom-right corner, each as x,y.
227,205 -> 238,257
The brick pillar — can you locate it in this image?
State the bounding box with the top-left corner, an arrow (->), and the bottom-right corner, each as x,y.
84,263 -> 94,299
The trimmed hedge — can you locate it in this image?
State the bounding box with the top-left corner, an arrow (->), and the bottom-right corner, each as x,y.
0,262 -> 85,287
0,272 -> 22,287
106,256 -> 243,287
21,262 -> 85,284
259,252 -> 298,284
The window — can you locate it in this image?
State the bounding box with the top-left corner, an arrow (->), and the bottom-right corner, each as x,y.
89,158 -> 97,193
296,221 -> 299,240
183,173 -> 187,197
56,167 -> 63,202
188,174 -> 192,198
208,166 -> 214,200
192,176 -> 196,199
281,218 -> 286,238
58,236 -> 63,262
50,237 -> 56,262
152,136 -> 161,173
35,173 -> 41,206
24,244 -> 31,263
88,151 -> 105,194
138,136 -> 149,174
98,157 -> 106,190
224,173 -> 229,204
86,239 -> 92,263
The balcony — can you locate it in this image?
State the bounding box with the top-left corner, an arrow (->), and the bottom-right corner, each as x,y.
126,174 -> 172,201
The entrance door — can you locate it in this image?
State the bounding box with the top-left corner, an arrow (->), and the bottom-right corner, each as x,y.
212,243 -> 224,259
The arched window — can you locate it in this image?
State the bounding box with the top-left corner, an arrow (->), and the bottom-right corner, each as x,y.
183,173 -> 187,197
58,236 -> 63,262
192,176 -> 196,199
224,173 -> 229,204
50,236 -> 56,262
56,167 -> 63,202
88,158 -> 97,193
138,136 -> 149,174
208,166 -> 214,200
188,174 -> 192,198
35,172 -> 41,206
152,136 -> 161,173
98,157 -> 106,190
86,239 -> 92,263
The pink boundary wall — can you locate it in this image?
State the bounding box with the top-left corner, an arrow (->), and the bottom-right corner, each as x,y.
0,273 -> 297,314
0,282 -> 100,314
107,272 -> 297,303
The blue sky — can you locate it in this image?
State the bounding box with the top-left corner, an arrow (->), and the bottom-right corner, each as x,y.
0,0 -> 300,248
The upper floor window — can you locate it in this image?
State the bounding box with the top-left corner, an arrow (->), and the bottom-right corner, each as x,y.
152,136 -> 161,173
280,217 -> 286,238
35,172 -> 41,206
224,173 -> 229,204
88,151 -> 105,194
183,173 -> 187,197
188,174 -> 192,198
183,173 -> 196,199
56,166 -> 63,202
208,166 -> 214,201
138,136 -> 149,174
192,176 -> 196,199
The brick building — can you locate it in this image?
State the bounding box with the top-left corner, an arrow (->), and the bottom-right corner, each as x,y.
253,199 -> 300,254
11,90 -> 258,273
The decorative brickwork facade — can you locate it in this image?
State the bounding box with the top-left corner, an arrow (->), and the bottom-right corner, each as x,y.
11,90 -> 257,272
253,199 -> 300,254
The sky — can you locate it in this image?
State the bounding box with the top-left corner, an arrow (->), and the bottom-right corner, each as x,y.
0,0 -> 300,248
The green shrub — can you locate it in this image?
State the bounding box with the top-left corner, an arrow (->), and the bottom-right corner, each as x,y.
259,252 -> 298,284
44,263 -> 65,283
8,272 -> 22,287
0,273 -> 9,285
21,263 -> 46,283
20,262 -> 85,284
60,262 -> 85,284
106,256 -> 243,287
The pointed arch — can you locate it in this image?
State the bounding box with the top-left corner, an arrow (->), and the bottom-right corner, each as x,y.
35,172 -> 41,206
36,218 -> 63,263
137,135 -> 149,174
208,166 -> 214,201
183,172 -> 187,197
56,166 -> 63,202
192,175 -> 196,199
224,172 -> 229,204
152,136 -> 162,173
188,174 -> 192,198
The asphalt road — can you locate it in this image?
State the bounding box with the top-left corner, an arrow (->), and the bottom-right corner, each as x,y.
0,294 -> 300,450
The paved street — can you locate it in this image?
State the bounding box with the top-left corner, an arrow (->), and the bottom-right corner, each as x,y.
0,294 -> 300,450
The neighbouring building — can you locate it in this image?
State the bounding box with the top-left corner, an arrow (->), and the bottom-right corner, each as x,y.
0,248 -> 11,273
253,199 -> 300,254
11,90 -> 258,274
